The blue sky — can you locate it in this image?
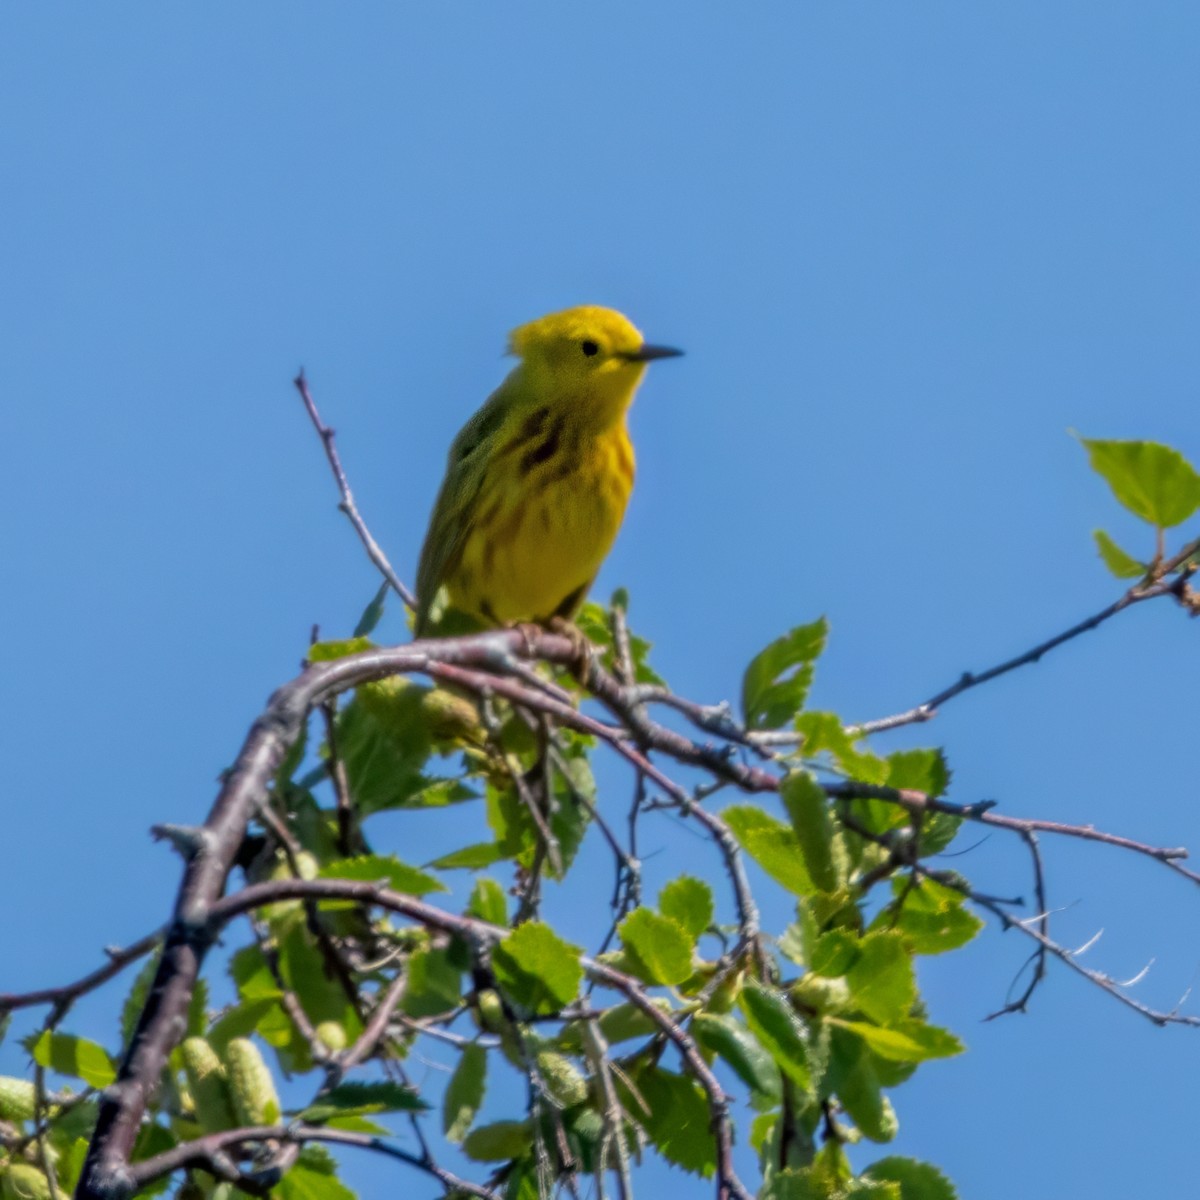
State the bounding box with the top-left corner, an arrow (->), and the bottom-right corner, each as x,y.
2,4 -> 1198,1197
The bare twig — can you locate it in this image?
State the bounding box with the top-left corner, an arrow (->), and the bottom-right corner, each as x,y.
293,370 -> 417,611
850,554 -> 1199,736
0,931 -> 161,1014
126,1123 -> 500,1198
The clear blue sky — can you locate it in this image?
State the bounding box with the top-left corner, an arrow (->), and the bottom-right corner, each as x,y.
2,4 -> 1197,1197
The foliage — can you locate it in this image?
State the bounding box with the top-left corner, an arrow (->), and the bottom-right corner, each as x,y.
1,438 -> 1196,1200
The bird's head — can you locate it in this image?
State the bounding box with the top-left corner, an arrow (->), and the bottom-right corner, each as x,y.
508,305 -> 681,420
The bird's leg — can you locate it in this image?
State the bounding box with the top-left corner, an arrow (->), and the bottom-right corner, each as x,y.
547,616 -> 595,679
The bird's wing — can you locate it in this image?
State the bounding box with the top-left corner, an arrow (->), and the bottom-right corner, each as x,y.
414,386 -> 511,634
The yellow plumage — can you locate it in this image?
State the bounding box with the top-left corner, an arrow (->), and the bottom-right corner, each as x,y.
415,306 -> 681,635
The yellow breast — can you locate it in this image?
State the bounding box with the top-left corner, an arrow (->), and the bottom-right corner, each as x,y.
449,422 -> 634,624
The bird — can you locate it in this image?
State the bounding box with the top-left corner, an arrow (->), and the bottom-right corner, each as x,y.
414,305 -> 682,636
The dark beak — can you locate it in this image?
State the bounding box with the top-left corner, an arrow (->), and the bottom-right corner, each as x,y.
626,343 -> 684,362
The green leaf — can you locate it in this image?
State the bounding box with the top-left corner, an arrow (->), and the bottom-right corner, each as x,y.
307,636 -> 374,663
1080,437 -> 1200,528
278,924 -> 360,1032
809,929 -> 860,977
739,980 -> 813,1095
131,1122 -> 177,1197
207,997 -> 281,1052
844,1182 -> 903,1200
318,854 -> 446,899
828,1018 -> 963,1064
335,685 -> 474,814
468,877 -> 508,927
353,581 -> 390,638
761,1168 -> 838,1200
1093,529 -> 1147,579
618,908 -> 694,986
492,922 -> 583,1015
299,1081 -> 426,1123
443,1044 -> 488,1143
863,1157 -> 958,1200
187,978 -> 210,1038
120,951 -> 162,1048
873,878 -> 983,955
781,770 -> 841,892
26,1032 -> 116,1088
462,1119 -> 533,1162
54,1138 -> 90,1195
692,1011 -> 781,1102
884,749 -> 948,798
557,999 -> 673,1051
723,805 -> 814,897
618,1066 -> 716,1177
401,947 -> 463,1019
275,1160 -> 358,1200
829,1028 -> 898,1143
794,712 -> 887,783
430,842 -> 506,870
845,932 -> 915,1026
659,876 -> 714,940
742,617 -> 828,728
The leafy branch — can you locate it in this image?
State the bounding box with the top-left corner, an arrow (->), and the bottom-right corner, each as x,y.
2,384 -> 1197,1200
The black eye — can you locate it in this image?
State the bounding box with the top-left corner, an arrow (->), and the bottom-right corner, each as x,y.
581,340 -> 599,357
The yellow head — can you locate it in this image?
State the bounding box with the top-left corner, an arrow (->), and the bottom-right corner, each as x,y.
507,305 -> 681,426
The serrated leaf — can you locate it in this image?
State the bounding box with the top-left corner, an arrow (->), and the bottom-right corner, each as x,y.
794,712 -> 886,782
318,854 -> 446,899
739,981 -> 813,1094
862,1157 -> 958,1200
618,1066 -> 716,1177
618,908 -> 694,986
829,1028 -> 897,1143
873,878 -> 983,955
468,877 -> 508,927
828,1018 -> 962,1063
809,929 -> 860,977
353,581 -> 389,637
884,749 -> 949,798
299,1080 -> 426,1123
723,805 -> 814,896
1093,529 -> 1146,578
742,618 -> 828,729
462,1119 -> 533,1162
401,947 -> 463,1019
692,1011 -> 781,1101
120,951 -> 162,1048
844,1182 -> 903,1199
659,876 -> 714,939
782,771 -> 840,892
1080,437 -> 1200,528
26,1032 -> 116,1088
443,1044 -> 487,1143
492,922 -> 583,1015
761,1168 -> 838,1200
335,685 -> 471,814
845,932 -> 915,1025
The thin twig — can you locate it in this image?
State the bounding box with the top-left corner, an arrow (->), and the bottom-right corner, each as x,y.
293,370 -> 417,611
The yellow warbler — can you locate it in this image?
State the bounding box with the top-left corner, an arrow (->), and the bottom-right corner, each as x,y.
415,306 -> 681,635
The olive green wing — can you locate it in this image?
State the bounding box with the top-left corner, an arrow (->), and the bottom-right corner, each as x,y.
414,387 -> 511,635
